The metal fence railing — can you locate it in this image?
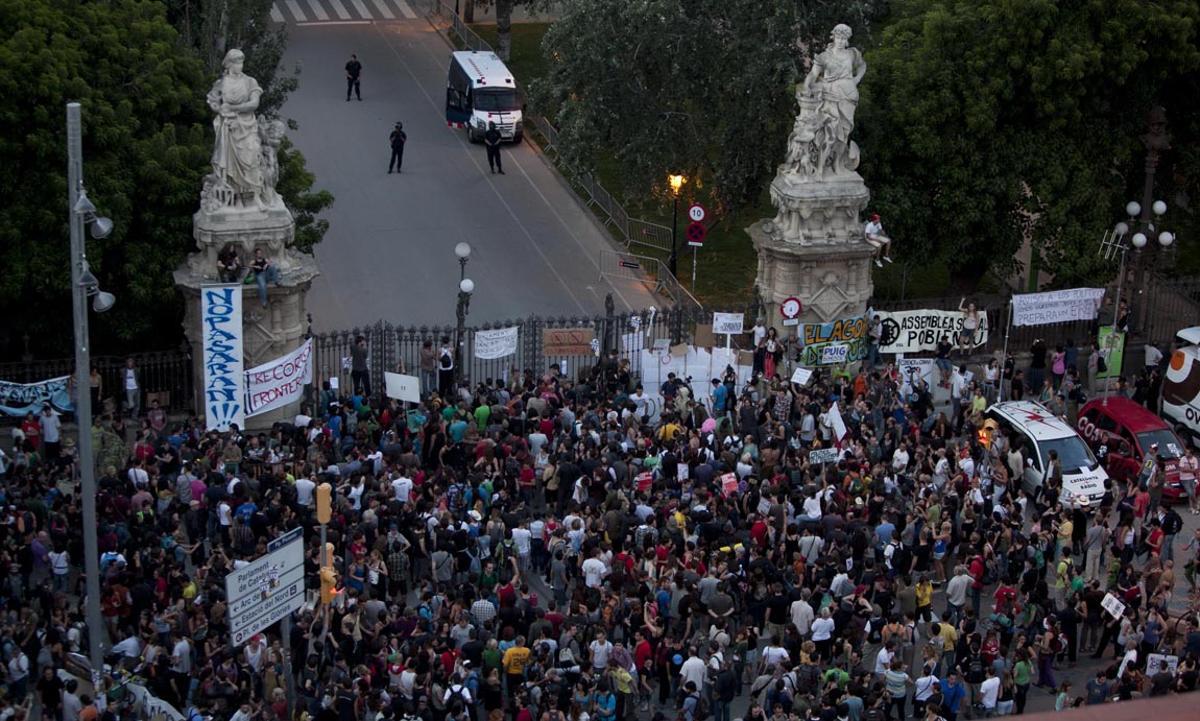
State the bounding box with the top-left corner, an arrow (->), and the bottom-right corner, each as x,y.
0,349 -> 194,414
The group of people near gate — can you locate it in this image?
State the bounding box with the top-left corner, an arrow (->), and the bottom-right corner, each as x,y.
3,332 -> 1200,721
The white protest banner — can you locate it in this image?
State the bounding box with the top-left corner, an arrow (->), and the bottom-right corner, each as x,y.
200,284 -> 246,431
244,339 -> 314,417
712,312 -> 745,335
0,376 -> 73,416
809,448 -> 840,465
474,326 -> 519,360
791,367 -> 813,385
1011,287 -> 1105,327
828,401 -> 848,442
876,308 -> 990,354
820,343 -> 850,364
384,372 -> 421,403
1100,592 -> 1126,619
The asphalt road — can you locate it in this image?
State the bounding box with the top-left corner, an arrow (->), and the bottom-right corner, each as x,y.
277,7 -> 658,332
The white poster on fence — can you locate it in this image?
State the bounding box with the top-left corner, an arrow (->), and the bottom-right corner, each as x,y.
384,372 -> 422,403
712,312 -> 744,335
639,346 -> 753,395
474,326 -> 519,359
1011,287 -> 1105,327
200,284 -> 246,432
875,308 -> 990,354
244,339 -> 314,417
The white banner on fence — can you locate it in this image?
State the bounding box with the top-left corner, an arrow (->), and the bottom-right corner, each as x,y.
1011,287 -> 1104,327
200,285 -> 246,432
474,326 -> 519,359
244,339 -> 314,417
384,372 -> 422,403
876,308 -> 990,353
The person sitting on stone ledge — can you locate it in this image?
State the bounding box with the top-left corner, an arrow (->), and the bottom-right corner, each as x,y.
248,247 -> 280,308
217,242 -> 244,282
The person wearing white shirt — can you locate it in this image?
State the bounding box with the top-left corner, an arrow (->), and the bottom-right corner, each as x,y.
581,552 -> 608,588
811,608 -> 836,659
891,445 -> 910,473
294,476 -> 316,507
802,494 -> 822,522
760,641 -> 790,671
391,473 -> 413,504
978,668 -> 1000,711
913,669 -> 940,717
679,650 -> 707,691
790,593 -> 815,636
128,464 -> 149,488
874,644 -> 895,676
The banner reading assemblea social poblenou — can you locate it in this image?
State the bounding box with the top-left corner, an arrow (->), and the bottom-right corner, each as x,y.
243,338 -> 314,417
874,308 -> 990,355
201,284 -> 246,432
0,377 -> 74,417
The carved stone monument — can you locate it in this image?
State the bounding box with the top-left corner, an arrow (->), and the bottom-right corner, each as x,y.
748,24 -> 875,334
174,49 -> 319,428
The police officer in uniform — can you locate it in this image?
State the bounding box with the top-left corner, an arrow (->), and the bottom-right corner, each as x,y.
388,122 -> 406,174
345,53 -> 362,101
484,121 -> 504,174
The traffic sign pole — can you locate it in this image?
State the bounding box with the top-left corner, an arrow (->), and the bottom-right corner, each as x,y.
692,246 -> 698,290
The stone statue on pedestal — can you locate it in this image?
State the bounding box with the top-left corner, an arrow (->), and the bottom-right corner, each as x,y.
748,24 -> 875,329
204,49 -> 269,212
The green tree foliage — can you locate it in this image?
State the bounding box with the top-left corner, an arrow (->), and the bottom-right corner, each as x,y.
856,0 -> 1200,285
533,0 -> 886,207
0,0 -> 211,354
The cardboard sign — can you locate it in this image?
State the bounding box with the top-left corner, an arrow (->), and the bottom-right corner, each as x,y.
809,448 -> 841,465
791,367 -> 813,385
694,324 -> 716,349
1101,592 -> 1126,619
543,327 -> 595,356
720,472 -> 739,497
384,372 -> 421,403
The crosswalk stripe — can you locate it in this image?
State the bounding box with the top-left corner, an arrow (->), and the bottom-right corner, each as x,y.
270,4 -> 285,22
393,0 -> 417,19
284,0 -> 307,21
369,0 -> 395,19
348,0 -> 372,19
328,0 -> 352,18
304,0 -> 329,20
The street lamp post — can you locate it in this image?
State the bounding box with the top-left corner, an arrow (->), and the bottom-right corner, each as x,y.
455,277 -> 474,387
667,174 -> 686,276
455,241 -> 472,282
67,102 -> 116,680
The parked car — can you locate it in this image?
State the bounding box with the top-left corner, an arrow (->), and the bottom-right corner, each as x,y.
1162,326 -> 1200,446
1077,396 -> 1186,501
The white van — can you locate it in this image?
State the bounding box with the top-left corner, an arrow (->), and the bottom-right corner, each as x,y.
1162,326 -> 1200,445
444,51 -> 523,143
984,400 -> 1109,508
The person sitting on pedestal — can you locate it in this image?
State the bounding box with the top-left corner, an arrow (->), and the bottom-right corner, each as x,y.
217,243 -> 244,283
248,247 -> 279,308
864,213 -> 892,267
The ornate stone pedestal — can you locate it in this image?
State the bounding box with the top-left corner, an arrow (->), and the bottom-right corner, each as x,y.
173,48 -> 320,431
749,23 -> 875,345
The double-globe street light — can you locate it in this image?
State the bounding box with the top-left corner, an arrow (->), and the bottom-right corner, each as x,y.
67,102 -> 117,678
453,242 -> 475,386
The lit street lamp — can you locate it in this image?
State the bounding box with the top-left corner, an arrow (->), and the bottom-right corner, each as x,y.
667,173 -> 686,276
67,102 -> 116,679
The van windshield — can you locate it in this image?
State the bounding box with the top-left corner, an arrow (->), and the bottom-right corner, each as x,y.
1039,437 -> 1099,473
474,89 -> 519,112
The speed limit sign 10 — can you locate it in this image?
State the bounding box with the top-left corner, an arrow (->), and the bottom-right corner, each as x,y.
687,203 -> 707,223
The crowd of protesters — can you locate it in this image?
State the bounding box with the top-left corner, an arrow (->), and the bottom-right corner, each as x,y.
2,338 -> 1200,721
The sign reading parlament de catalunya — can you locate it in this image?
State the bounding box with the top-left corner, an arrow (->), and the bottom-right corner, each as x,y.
543,327 -> 595,356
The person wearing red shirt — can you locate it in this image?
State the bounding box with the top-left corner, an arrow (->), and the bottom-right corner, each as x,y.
20,413 -> 40,450
1144,519 -> 1165,557
749,515 -> 770,549
969,554 -> 986,617
634,629 -> 655,675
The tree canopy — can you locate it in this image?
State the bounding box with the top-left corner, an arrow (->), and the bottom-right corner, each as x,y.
533,0 -> 887,207
0,0 -> 212,355
856,0 -> 1200,284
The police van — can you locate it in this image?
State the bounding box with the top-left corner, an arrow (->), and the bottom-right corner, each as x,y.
1162,326 -> 1200,445
984,400 -> 1108,509
444,51 -> 523,143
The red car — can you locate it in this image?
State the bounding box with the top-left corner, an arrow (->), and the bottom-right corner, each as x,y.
1078,397 -> 1187,501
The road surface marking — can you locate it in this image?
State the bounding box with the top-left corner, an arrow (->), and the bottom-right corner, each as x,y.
296,19 -> 370,25
348,0 -> 372,18
328,0 -> 352,19
393,0 -> 418,19
284,0 -> 307,21
270,4 -> 285,22
304,0 -> 329,20
369,0 -> 395,19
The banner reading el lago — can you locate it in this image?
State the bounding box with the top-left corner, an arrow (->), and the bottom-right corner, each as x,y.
875,308 -> 990,354
798,316 -> 867,366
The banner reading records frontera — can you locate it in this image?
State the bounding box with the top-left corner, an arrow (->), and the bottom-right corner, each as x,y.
200,284 -> 246,431
244,339 -> 314,417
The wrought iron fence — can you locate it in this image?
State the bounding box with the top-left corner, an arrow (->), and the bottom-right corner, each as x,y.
1141,273 -> 1200,347
310,305 -> 728,403
0,349 -> 194,414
